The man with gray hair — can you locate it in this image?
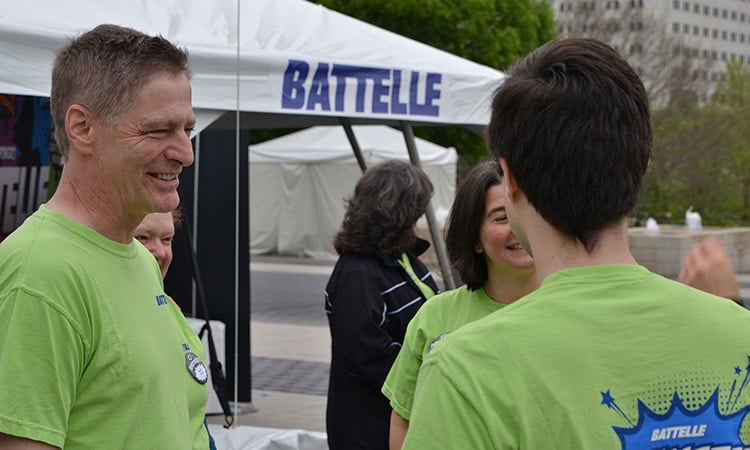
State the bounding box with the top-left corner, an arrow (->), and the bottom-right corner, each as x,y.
0,24 -> 210,449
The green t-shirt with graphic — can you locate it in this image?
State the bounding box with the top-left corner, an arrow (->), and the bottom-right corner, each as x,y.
404,264 -> 750,449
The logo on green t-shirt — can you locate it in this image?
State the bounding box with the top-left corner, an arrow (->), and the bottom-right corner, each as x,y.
603,356 -> 750,449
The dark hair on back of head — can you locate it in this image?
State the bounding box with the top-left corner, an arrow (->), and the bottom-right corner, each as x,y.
334,160 -> 433,259
487,38 -> 651,251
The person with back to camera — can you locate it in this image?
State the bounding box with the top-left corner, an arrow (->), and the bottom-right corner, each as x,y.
325,159 -> 439,450
0,24 -> 211,449
402,37 -> 750,449
382,160 -> 538,449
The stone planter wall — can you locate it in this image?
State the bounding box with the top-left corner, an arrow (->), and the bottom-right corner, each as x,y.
628,226 -> 750,277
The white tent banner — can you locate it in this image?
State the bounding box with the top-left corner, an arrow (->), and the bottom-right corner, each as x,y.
0,0 -> 505,129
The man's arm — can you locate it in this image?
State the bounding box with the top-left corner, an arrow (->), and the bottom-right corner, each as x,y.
0,433 -> 58,449
402,354 -> 495,449
678,236 -> 742,303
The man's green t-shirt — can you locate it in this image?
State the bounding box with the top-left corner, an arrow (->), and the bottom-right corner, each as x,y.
0,206 -> 209,449
404,264 -> 750,449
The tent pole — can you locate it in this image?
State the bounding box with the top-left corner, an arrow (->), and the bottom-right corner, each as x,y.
340,118 -> 367,173
399,122 -> 456,290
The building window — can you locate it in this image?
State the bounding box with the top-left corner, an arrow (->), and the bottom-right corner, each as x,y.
731,32 -> 737,42
683,1 -> 689,11
673,22 -> 680,33
713,7 -> 719,16
741,13 -> 746,22
723,9 -> 728,19
732,10 -> 737,20
693,25 -> 699,35
703,27 -> 709,37
673,0 -> 680,9
713,29 -> 718,38
704,5 -> 710,15
741,34 -> 746,43
722,30 -> 728,40
684,24 -> 690,34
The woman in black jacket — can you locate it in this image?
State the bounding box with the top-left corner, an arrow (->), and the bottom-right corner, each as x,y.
325,159 -> 439,450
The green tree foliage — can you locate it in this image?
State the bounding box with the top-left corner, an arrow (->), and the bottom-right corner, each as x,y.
309,0 -> 557,171
639,61 -> 750,226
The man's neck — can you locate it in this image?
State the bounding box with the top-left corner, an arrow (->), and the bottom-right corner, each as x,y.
45,176 -> 137,244
528,220 -> 638,282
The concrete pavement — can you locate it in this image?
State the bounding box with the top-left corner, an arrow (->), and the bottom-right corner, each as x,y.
206,258 -> 335,433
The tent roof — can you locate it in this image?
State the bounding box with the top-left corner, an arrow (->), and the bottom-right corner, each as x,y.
249,125 -> 457,165
0,0 -> 505,131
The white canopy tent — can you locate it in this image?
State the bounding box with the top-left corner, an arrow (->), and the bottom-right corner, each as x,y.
0,0 -> 506,285
0,0 -> 505,132
0,0 -> 506,430
250,125 -> 457,259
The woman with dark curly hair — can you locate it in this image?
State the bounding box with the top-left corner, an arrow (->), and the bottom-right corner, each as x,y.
324,159 -> 439,450
382,160 -> 538,449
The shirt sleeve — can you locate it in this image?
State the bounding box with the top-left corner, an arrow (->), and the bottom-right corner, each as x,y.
0,288 -> 84,447
401,341 -> 497,450
381,307 -> 428,419
328,268 -> 401,388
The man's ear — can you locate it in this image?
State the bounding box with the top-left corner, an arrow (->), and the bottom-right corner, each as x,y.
65,104 -> 95,156
499,158 -> 521,203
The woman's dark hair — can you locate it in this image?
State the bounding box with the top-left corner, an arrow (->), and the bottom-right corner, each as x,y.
334,160 -> 433,258
445,161 -> 502,290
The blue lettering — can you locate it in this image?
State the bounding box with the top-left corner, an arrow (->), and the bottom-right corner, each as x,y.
330,65 -> 353,112
390,70 -> 408,114
370,69 -> 390,114
307,63 -> 332,111
281,60 -> 442,117
330,65 -> 368,112
155,294 -> 168,306
282,60 -> 309,109
409,72 -> 441,117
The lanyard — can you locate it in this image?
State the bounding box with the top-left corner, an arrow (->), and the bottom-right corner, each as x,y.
398,253 -> 436,300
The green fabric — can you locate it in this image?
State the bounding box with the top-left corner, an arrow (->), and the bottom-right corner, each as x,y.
398,253 -> 436,300
383,285 -> 504,419
0,206 -> 209,449
403,264 -> 750,449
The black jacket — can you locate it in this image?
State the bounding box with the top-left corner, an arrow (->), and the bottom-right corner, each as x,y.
324,238 -> 439,450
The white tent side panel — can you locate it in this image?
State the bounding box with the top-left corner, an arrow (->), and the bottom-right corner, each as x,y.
249,126 -> 456,259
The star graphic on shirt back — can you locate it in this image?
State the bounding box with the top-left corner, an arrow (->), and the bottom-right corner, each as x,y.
601,389 -> 615,407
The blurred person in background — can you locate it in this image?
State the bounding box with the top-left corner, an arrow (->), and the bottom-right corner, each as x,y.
325,160 -> 439,450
